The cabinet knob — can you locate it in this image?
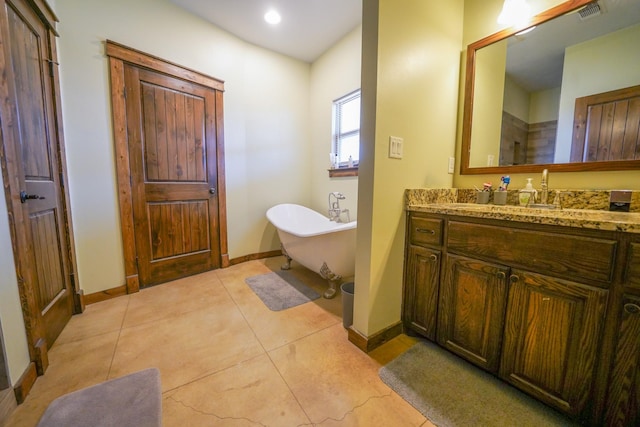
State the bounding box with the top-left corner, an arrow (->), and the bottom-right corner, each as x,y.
429,254 -> 438,262
624,303 -> 640,315
497,272 -> 506,280
509,275 -> 519,284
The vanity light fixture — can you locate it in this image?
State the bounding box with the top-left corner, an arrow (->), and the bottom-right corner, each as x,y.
497,0 -> 532,27
264,10 -> 281,25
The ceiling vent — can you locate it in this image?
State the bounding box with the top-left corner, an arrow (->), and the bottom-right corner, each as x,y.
578,2 -> 603,21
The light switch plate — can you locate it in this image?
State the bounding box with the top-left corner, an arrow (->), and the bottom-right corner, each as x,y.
448,157 -> 455,174
389,136 -> 403,159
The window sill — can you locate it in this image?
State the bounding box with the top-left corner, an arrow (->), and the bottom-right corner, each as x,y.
328,166 -> 358,178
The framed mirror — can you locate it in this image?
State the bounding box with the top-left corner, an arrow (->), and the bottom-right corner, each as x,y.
461,0 -> 640,174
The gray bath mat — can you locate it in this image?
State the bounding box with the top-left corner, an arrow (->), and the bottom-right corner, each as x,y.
245,270 -> 320,311
379,340 -> 576,427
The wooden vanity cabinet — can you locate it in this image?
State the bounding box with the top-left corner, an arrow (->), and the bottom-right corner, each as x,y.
402,215 -> 443,340
404,245 -> 440,340
437,253 -> 508,373
604,241 -> 640,425
403,211 -> 622,423
500,269 -> 608,417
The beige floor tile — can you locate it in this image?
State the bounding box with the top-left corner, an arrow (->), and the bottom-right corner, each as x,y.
219,262 -> 343,351
163,354 -> 310,426
315,392 -> 428,427
122,270 -> 228,329
109,303 -> 265,392
5,331 -> 119,427
269,323 -> 424,425
55,296 -> 129,345
6,259 -> 432,427
214,258 -> 276,282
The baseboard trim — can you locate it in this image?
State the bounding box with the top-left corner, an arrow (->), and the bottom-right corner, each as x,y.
13,362 -> 37,404
347,321 -> 403,353
229,250 -> 281,266
0,387 -> 17,424
125,275 -> 139,294
83,251 -> 282,305
83,285 -> 128,305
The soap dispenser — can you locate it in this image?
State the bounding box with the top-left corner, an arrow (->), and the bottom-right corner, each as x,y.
519,178 -> 537,206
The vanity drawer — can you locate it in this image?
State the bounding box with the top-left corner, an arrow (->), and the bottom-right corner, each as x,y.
625,242 -> 640,290
409,215 -> 443,247
447,221 -> 616,285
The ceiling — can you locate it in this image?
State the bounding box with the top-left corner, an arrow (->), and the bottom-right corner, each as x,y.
169,0 -> 363,63
506,0 -> 640,92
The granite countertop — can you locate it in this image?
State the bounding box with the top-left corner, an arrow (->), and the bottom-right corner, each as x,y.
405,189 -> 640,234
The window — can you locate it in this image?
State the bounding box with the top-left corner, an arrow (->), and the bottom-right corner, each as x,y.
332,89 -> 361,168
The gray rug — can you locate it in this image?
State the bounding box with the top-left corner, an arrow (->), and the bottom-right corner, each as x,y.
37,368 -> 161,427
379,340 -> 577,427
245,270 -> 320,311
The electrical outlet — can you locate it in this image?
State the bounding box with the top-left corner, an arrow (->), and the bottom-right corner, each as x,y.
487,154 -> 495,166
389,136 -> 403,159
448,157 -> 455,174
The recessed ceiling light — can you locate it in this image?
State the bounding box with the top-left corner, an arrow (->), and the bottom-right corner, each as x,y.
264,10 -> 281,25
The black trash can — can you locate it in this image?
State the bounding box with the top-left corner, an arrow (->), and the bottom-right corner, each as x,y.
341,282 -> 354,328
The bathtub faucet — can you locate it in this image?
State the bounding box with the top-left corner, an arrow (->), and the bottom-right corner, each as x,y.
328,192 -> 350,222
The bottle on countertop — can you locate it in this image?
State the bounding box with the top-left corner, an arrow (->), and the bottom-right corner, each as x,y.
519,178 -> 537,206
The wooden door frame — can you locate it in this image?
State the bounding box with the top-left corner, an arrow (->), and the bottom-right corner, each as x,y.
106,40 -> 229,294
0,0 -> 82,379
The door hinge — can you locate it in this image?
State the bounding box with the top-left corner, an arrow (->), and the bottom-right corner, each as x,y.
59,172 -> 64,188
45,58 -> 58,77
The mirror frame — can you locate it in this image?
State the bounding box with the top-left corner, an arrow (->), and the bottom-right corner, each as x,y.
461,0 -> 640,174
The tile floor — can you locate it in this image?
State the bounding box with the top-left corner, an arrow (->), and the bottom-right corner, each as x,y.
6,257 -> 434,427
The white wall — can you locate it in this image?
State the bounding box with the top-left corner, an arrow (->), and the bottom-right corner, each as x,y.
309,26 -> 362,219
355,0 -> 463,336
555,23 -> 640,163
529,86 -> 560,123
0,172 -> 30,385
55,0 -> 312,294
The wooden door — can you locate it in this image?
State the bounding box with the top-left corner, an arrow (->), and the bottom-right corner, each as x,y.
403,245 -> 440,340
437,253 -> 508,373
571,85 -> 640,162
0,0 -> 77,356
108,41 -> 228,290
500,269 -> 608,418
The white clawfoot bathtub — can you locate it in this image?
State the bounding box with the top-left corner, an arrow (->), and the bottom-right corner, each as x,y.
266,203 -> 357,298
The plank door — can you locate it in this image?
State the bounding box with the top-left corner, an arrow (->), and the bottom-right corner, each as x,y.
1,0 -> 74,347
571,85 -> 640,162
123,65 -> 222,286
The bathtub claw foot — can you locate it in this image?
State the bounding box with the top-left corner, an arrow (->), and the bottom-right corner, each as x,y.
280,244 -> 292,270
319,262 -> 342,299
323,285 -> 338,299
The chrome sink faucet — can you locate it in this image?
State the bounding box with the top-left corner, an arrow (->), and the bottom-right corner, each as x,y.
540,168 -> 549,205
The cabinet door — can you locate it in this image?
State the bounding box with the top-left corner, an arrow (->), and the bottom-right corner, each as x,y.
437,254 -> 509,373
403,245 -> 440,340
605,295 -> 640,426
500,269 -> 608,418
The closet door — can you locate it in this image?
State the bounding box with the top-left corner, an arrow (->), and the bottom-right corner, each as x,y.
0,0 -> 79,364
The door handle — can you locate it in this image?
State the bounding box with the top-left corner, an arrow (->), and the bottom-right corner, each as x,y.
20,191 -> 45,203
209,188 -> 216,195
